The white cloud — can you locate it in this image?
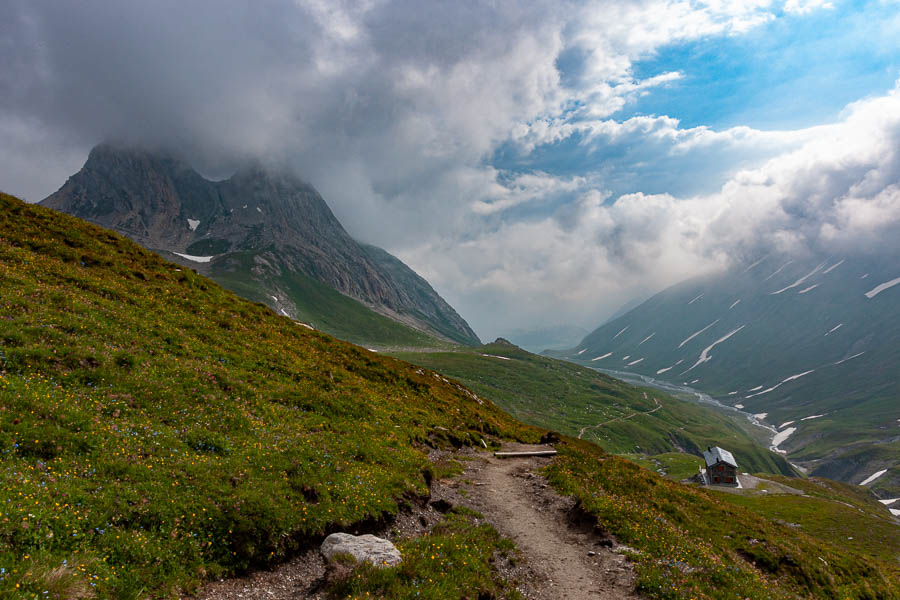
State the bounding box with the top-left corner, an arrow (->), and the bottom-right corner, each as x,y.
783,0 -> 834,15
402,79 -> 900,338
2,0 -> 899,339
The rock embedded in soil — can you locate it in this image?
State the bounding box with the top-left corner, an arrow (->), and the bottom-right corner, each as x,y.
320,533 -> 402,567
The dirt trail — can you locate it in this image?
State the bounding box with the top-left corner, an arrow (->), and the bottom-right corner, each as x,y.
578,396 -> 662,440
196,444 -> 639,599
440,443 -> 638,599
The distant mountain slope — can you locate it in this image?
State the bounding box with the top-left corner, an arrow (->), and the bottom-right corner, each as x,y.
560,254 -> 900,496
392,340 -> 796,476
502,324 -> 589,353
41,143 -> 480,346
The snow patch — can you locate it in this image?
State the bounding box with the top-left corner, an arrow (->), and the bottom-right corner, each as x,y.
746,370 -> 815,398
678,320 -> 719,348
729,299 -> 741,309
481,354 -> 511,361
779,421 -> 795,429
743,257 -> 767,272
834,352 -> 865,365
763,260 -> 793,282
748,386 -> 764,392
296,322 -> 314,330
187,218 -> 200,231
734,403 -> 744,409
256,206 -> 262,213
825,324 -> 842,336
591,353 -> 613,361
801,414 -> 825,421
684,325 -> 745,372
797,284 -> 819,294
173,252 -> 215,263
728,391 -> 738,395
754,413 -> 768,419
279,309 -> 289,317
771,427 -> 796,452
891,508 -> 900,517
627,358 -> 644,366
656,366 -> 673,374
688,294 -> 703,305
271,295 -> 278,302
865,276 -> 900,299
860,273 -> 869,279
822,259 -> 844,274
879,498 -> 899,506
576,349 -> 587,355
689,379 -> 699,384
613,326 -> 629,339
770,262 -> 826,295
860,469 -> 888,486
639,333 -> 655,345
623,355 -> 630,361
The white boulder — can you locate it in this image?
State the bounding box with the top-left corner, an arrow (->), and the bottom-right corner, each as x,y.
320,533 -> 402,567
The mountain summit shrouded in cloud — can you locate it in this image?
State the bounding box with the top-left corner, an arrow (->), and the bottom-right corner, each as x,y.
2,0 -> 900,339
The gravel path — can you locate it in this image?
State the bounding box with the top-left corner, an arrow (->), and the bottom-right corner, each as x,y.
441,444 -> 639,599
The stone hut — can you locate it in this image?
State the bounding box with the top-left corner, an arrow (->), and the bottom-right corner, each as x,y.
702,446 -> 738,486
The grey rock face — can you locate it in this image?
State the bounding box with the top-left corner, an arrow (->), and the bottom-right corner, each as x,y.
320,533 -> 402,567
42,144 -> 480,345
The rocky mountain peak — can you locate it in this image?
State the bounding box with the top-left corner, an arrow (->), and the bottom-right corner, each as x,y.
41,143 -> 481,346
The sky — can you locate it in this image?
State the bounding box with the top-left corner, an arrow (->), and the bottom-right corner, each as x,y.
2,0 -> 900,341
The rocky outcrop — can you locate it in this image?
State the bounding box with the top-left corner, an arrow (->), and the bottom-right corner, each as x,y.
42,144 -> 480,345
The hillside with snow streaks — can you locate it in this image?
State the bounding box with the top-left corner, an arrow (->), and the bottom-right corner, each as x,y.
557,253 -> 900,496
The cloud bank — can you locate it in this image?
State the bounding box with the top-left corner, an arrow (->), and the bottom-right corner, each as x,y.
2,0 -> 899,339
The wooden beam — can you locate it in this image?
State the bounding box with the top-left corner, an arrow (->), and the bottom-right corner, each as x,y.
494,450 -> 558,458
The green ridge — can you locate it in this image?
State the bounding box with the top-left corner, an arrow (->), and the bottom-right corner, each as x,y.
208,249 -> 449,349
391,342 -> 795,476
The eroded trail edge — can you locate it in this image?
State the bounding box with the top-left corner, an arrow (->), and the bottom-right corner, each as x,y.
196,444 -> 640,599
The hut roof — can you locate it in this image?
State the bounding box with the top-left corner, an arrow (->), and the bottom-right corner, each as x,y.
703,446 -> 737,468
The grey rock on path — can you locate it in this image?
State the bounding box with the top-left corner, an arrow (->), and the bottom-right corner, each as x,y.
320,533 -> 402,567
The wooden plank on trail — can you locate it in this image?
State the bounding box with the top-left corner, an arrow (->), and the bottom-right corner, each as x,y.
494,450 -> 558,458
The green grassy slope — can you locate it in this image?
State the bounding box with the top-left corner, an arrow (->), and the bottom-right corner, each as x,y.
208,250 -> 448,349
547,439 -> 900,599
2,194 -> 898,600
0,194 -> 533,598
715,476 -> 900,564
392,342 -> 795,476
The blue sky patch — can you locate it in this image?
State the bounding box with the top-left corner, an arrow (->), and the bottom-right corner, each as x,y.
625,0 -> 900,130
